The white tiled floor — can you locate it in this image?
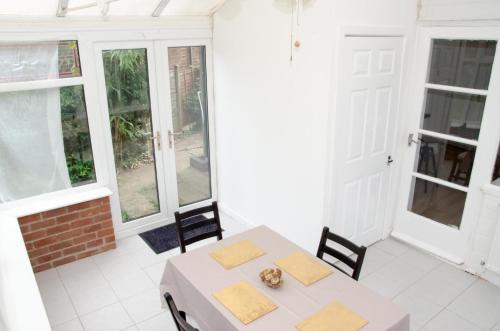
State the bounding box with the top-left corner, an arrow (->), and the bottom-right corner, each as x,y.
36,216 -> 500,331
36,214 -> 248,331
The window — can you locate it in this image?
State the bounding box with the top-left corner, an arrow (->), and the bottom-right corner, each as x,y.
0,41 -> 95,203
0,40 -> 81,83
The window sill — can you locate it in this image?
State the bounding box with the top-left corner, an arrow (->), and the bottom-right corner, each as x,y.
0,186 -> 112,218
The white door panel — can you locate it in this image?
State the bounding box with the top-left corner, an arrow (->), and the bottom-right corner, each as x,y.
331,36 -> 403,247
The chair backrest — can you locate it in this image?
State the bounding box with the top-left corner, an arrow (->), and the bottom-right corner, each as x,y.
174,201 -> 223,253
164,293 -> 198,331
316,226 -> 367,281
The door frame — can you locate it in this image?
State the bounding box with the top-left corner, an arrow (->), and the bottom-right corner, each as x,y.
392,26 -> 500,264
323,26 -> 409,243
94,38 -> 218,238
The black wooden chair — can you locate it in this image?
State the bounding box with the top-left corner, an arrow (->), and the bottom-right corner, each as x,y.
174,201 -> 223,253
316,226 -> 367,281
164,293 -> 198,331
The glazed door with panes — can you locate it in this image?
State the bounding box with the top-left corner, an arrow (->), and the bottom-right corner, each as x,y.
95,41 -> 215,235
394,27 -> 500,262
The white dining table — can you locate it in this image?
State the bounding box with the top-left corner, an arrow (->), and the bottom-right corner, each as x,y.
160,225 -> 409,331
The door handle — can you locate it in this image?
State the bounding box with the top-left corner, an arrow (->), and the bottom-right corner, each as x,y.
408,133 -> 418,146
387,155 -> 394,166
149,131 -> 161,151
168,130 -> 183,148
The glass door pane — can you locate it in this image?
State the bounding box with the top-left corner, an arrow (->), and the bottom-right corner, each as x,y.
413,134 -> 476,186
102,48 -> 160,222
167,46 -> 212,206
408,177 -> 467,228
422,90 -> 486,139
407,38 -> 497,229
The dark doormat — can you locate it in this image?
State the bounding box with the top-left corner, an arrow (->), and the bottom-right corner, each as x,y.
138,215 -> 221,254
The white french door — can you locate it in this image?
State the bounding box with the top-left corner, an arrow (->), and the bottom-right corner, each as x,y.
329,36 -> 404,247
393,27 -> 500,263
95,40 -> 216,236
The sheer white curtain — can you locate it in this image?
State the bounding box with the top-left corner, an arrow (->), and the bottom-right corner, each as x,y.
0,43 -> 71,202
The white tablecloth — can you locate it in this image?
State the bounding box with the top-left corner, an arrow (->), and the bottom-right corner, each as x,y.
160,226 -> 409,331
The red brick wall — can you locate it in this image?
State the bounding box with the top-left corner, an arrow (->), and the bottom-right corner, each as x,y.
18,197 -> 116,273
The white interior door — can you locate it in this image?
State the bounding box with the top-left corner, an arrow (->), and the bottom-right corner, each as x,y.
393,27 -> 500,263
330,36 -> 403,246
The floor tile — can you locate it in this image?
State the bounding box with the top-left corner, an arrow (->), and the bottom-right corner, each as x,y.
80,303 -> 134,331
35,268 -> 60,283
361,273 -> 408,299
358,246 -> 396,279
429,263 -> 477,290
372,237 -> 410,257
448,279 -> 500,329
396,248 -> 442,273
122,326 -> 140,331
91,247 -> 128,265
69,283 -> 118,315
122,288 -> 165,323
117,236 -> 151,253
403,264 -> 476,307
60,272 -> 109,295
58,258 -> 108,295
137,312 -> 174,331
425,309 -> 483,331
43,291 -> 78,326
36,272 -> 68,302
143,262 -> 166,285
57,257 -> 99,280
94,254 -> 143,281
393,290 -> 443,327
52,318 -> 84,331
130,248 -> 171,269
109,270 -> 155,300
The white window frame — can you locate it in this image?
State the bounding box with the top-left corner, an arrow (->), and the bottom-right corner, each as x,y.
0,36 -> 109,213
0,20 -> 217,231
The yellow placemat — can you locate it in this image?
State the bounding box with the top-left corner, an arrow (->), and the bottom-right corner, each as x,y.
275,251 -> 332,286
209,240 -> 265,269
213,281 -> 278,325
296,302 -> 368,331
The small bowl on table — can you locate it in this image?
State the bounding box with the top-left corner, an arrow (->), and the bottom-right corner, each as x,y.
259,268 -> 284,289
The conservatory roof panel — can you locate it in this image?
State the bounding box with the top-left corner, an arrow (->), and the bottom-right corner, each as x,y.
0,0 -> 225,18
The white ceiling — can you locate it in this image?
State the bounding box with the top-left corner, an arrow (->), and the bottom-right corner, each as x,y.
0,0 -> 226,17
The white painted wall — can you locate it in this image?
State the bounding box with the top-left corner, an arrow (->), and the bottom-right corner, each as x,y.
213,0 -> 417,252
487,207 -> 500,278
420,0 -> 500,21
469,187 -> 500,284
0,213 -> 51,331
